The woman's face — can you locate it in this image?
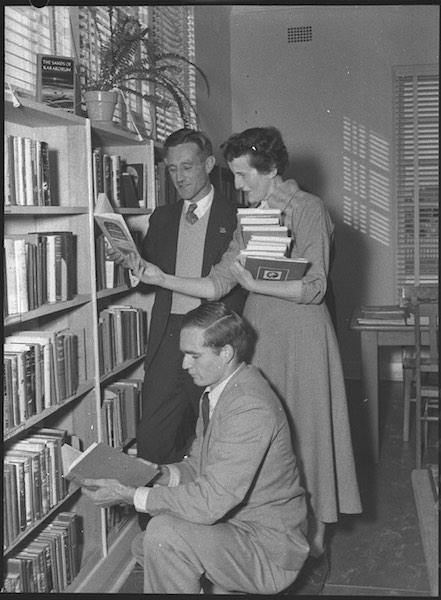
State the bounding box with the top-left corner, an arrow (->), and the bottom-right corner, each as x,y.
228,154 -> 276,206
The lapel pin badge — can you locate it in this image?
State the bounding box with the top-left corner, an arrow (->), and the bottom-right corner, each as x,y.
219,227 -> 227,234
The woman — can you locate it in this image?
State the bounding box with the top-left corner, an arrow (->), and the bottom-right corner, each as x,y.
128,126 -> 361,584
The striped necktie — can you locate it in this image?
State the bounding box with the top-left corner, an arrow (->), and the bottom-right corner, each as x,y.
201,391 -> 210,435
186,203 -> 198,224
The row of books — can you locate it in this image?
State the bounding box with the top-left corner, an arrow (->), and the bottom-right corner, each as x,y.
98,305 -> 147,376
4,134 -> 52,206
101,379 -> 143,448
92,147 -> 150,209
4,329 -> 86,432
4,231 -> 77,316
95,233 -> 130,291
3,511 -> 78,592
3,428 -> 68,550
238,208 -> 308,281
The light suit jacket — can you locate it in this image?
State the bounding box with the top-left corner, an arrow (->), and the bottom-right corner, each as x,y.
145,363 -> 309,571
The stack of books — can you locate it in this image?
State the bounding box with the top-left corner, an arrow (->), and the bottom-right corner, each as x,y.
238,208 -> 308,281
356,305 -> 409,325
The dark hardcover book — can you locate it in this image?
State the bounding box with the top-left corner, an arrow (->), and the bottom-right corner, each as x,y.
92,147 -> 104,202
61,441 -> 160,488
125,163 -> 146,206
244,256 -> 308,281
40,141 -> 51,205
36,54 -> 76,113
120,171 -> 140,208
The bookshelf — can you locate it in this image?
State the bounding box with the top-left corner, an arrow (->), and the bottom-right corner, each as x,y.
3,92 -> 156,593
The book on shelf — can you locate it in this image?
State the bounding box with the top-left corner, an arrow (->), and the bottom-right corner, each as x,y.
94,193 -> 142,261
61,441 -> 160,488
36,54 -> 76,113
123,162 -> 148,208
242,255 -> 309,281
5,135 -> 51,207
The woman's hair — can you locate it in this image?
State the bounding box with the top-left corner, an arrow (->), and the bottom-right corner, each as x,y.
221,126 -> 289,175
164,128 -> 213,160
181,301 -> 250,363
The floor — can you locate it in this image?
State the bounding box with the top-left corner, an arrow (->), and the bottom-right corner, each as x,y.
118,380 -> 437,596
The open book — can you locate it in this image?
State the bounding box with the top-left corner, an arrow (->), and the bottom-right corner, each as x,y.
61,441 -> 159,488
94,193 -> 141,262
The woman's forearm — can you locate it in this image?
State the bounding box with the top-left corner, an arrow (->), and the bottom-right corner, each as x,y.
161,273 -> 217,299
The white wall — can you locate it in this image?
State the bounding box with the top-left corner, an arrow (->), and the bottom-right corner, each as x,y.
195,4 -> 439,378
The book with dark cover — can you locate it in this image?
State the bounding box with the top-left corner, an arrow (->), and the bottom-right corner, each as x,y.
61,441 -> 159,488
244,256 -> 308,281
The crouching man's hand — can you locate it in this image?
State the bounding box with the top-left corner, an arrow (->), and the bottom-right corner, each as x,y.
81,478 -> 136,508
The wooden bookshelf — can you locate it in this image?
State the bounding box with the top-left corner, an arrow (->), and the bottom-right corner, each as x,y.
3,94 -> 156,592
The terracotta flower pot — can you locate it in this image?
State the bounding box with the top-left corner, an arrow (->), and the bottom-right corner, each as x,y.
84,90 -> 118,123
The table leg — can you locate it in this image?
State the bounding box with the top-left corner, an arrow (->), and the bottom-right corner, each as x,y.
360,330 -> 380,462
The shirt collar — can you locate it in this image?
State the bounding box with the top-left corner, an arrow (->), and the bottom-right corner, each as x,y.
184,185 -> 214,219
203,363 -> 243,417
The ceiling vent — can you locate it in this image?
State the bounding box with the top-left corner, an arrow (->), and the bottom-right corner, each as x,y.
287,26 -> 312,43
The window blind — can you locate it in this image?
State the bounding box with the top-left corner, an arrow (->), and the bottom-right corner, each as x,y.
151,5 -> 197,142
5,5 -> 197,142
394,65 -> 439,293
4,6 -> 69,95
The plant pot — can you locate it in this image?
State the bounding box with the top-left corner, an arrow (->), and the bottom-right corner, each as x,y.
84,90 -> 118,123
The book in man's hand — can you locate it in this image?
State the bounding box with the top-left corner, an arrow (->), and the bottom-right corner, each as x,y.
61,441 -> 160,489
243,255 -> 308,281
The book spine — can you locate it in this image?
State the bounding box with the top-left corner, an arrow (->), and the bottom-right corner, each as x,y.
4,238 -> 19,315
15,238 -> 29,313
14,136 -> 26,206
55,334 -> 66,402
40,141 -> 51,205
111,154 -> 121,207
23,137 -> 36,206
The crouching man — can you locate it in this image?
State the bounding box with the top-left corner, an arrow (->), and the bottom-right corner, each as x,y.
81,301 -> 309,594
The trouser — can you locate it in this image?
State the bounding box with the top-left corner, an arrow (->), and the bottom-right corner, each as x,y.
137,314 -> 204,465
131,514 -> 300,595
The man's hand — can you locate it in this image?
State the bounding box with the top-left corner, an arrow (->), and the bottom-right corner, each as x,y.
80,478 -> 136,508
125,253 -> 166,286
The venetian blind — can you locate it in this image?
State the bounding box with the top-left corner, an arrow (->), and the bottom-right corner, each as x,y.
4,5 -> 71,96
151,5 -> 197,142
394,65 -> 439,293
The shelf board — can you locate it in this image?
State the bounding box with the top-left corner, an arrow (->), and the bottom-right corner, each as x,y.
5,93 -> 86,128
4,294 -> 92,327
117,208 -> 152,215
4,206 -> 89,215
97,285 -> 131,300
100,354 -> 146,385
4,380 -> 95,442
3,487 -> 81,555
91,121 -> 154,146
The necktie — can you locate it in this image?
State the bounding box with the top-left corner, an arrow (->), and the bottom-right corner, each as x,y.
186,203 -> 198,224
201,391 -> 210,435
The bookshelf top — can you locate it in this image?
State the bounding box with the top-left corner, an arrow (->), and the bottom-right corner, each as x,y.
5,92 -> 85,129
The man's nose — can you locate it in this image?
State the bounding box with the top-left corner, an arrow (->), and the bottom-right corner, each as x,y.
182,355 -> 191,370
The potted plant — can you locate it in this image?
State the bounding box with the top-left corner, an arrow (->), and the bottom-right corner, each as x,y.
81,7 -> 209,128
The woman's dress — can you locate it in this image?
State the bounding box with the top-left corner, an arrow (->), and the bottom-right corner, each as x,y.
208,177 -> 361,523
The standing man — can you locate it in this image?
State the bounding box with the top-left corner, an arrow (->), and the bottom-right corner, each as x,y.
135,130 -> 245,493
81,302 -> 309,595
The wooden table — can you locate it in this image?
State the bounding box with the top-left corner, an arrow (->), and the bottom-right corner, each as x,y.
350,307 -> 429,463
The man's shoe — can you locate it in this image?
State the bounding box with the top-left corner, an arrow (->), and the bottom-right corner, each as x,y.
283,550 -> 329,595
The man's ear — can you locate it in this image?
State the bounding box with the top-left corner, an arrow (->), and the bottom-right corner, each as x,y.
205,154 -> 216,175
221,344 -> 235,364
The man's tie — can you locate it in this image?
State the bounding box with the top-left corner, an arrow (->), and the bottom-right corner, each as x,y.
186,203 -> 198,224
201,391 -> 210,435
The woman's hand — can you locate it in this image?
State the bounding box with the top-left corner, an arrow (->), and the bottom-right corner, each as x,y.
123,252 -> 166,285
80,478 -> 136,508
230,258 -> 256,292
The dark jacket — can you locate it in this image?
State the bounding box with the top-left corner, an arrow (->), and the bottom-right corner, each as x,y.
140,193 -> 246,371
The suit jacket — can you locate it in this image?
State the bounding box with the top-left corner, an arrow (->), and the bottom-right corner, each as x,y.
145,364 -> 309,571
141,192 -> 246,372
